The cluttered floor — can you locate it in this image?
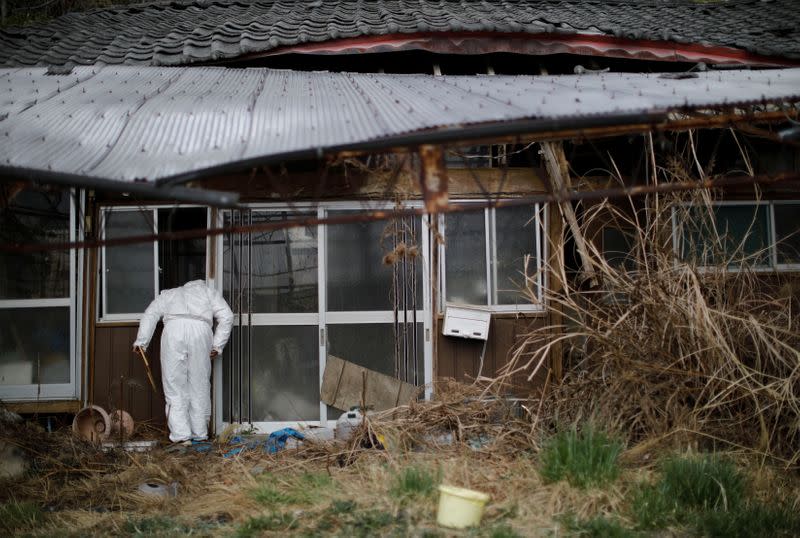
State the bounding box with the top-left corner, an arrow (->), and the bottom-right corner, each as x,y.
2,381 -> 800,537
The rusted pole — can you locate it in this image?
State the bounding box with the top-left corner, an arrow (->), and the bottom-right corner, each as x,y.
2,171 -> 797,254
419,145 -> 449,214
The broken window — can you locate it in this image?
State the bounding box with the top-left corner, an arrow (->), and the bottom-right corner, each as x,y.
442,204 -> 544,311
100,207 -> 208,319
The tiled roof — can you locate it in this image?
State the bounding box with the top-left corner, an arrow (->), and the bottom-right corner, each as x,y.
0,1 -> 799,67
1,65 -> 798,185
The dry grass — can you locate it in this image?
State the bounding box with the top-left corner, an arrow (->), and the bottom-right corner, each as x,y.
502,158 -> 800,466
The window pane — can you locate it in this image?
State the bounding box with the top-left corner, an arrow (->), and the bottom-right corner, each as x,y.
158,208 -> 206,290
327,323 -> 423,413
249,325 -> 319,422
327,215 -> 393,311
0,190 -> 69,299
251,213 -> 318,313
682,204 -> 771,267
0,307 -> 70,385
495,206 -> 537,304
602,227 -> 637,271
105,210 -> 155,314
775,204 -> 800,265
445,210 -> 487,305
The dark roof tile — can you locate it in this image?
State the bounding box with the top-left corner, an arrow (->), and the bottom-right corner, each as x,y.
1,0 -> 798,67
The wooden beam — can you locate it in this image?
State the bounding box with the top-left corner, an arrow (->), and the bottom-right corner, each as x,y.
5,400 -> 82,415
541,141 -> 597,285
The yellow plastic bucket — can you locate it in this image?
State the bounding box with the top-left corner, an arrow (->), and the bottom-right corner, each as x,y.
436,484 -> 490,529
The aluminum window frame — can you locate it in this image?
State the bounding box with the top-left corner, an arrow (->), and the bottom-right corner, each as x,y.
439,202 -> 546,313
0,189 -> 78,400
673,200 -> 800,273
98,205 -> 211,322
773,200 -> 800,271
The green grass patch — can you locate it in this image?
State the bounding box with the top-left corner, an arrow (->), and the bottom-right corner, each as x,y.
251,471 -> 334,507
236,513 -> 298,537
659,454 -> 745,511
693,502 -> 800,538
0,500 -> 45,533
628,453 -> 758,534
390,465 -> 439,500
629,482 -> 677,530
539,425 -> 622,489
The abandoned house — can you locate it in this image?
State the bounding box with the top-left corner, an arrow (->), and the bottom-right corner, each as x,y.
0,0 -> 798,436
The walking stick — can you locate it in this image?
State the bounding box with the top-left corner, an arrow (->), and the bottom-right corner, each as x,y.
136,347 -> 159,393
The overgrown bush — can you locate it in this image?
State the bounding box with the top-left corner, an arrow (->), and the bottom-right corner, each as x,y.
508,176 -> 800,463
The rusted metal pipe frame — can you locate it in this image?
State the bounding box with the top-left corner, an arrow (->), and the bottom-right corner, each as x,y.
326,109 -> 800,164
3,172 -> 797,255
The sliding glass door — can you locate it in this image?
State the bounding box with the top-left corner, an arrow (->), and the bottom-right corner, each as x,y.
219,204 -> 431,431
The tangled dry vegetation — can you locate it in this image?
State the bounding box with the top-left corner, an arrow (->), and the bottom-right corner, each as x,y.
507,171 -> 800,466
0,385 -> 626,537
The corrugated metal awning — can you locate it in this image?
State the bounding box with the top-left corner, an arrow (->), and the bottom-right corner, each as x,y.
1,66 -> 799,187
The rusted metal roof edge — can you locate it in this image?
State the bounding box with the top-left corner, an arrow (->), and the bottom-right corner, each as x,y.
157,106 -> 798,188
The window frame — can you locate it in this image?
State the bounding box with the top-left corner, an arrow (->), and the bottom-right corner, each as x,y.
672,200 -> 800,272
98,205 -> 210,322
773,200 -> 800,272
0,189 -> 78,400
438,202 -> 546,314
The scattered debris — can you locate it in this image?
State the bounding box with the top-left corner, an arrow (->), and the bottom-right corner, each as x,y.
109,410 -> 134,439
0,440 -> 28,479
321,355 -> 418,412
72,405 -> 110,443
137,481 -> 178,498
101,440 -> 157,453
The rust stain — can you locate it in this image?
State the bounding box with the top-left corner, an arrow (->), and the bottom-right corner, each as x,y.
419,145 -> 449,213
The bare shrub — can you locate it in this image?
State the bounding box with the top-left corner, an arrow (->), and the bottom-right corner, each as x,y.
503,172 -> 800,464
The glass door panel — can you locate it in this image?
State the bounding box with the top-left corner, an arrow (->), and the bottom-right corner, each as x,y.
223,210 -> 320,424
250,213 -> 318,313
250,325 -> 320,422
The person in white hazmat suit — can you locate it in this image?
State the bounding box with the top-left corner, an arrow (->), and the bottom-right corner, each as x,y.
133,280 -> 233,443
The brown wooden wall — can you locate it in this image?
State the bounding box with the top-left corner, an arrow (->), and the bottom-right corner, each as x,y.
91,324 -> 166,429
435,315 -> 549,393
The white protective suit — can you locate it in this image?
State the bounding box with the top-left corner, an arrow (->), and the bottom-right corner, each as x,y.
133,280 -> 233,442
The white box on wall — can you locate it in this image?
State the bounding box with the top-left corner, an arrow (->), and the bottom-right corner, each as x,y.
442,304 -> 491,341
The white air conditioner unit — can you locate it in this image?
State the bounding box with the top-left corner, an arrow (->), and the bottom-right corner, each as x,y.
442,303 -> 491,341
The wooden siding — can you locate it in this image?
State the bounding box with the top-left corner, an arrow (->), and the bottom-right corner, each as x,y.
435,315 -> 548,392
91,324 -> 166,428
